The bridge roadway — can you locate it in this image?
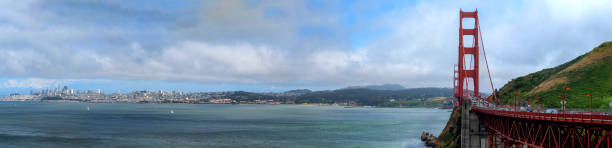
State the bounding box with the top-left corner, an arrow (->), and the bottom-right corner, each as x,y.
462,98 -> 612,148
473,108 -> 612,125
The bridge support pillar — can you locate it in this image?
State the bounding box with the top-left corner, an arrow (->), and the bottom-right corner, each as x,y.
461,99 -> 488,148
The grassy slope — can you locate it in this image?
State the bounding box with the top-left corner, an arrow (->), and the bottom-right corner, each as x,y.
496,41 -> 612,109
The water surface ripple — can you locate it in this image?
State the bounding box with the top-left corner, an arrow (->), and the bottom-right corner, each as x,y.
0,102 -> 450,148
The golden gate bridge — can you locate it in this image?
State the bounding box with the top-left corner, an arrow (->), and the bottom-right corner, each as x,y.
454,9 -> 612,148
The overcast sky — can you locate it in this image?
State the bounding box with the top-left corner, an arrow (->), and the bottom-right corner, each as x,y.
1,0 -> 611,94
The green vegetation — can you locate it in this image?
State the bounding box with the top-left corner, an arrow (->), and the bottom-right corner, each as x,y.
436,107 -> 461,148
295,88 -> 453,107
496,41 -> 612,109
225,91 -> 281,101
194,87 -> 454,107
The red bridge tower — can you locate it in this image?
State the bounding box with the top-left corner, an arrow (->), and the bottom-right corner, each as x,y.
454,9 -> 480,104
452,9 -> 612,148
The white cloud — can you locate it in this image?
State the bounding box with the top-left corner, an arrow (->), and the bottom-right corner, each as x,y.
87,41 -> 290,83
1,0 -> 612,91
351,0 -> 612,92
3,78 -> 64,89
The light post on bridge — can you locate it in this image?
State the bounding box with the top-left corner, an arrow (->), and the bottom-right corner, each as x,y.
538,96 -> 542,109
561,86 -> 570,112
587,93 -> 592,113
514,91 -> 521,111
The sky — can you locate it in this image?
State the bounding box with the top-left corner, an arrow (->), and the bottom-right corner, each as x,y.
1,0 -> 612,95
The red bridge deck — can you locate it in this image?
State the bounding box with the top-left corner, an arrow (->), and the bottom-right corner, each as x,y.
471,106 -> 612,148
473,108 -> 612,125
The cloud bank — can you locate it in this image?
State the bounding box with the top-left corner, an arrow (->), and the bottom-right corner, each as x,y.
0,0 -> 612,92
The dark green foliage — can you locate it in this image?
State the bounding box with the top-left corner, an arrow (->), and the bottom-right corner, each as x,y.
205,88 -> 453,107
225,91 -> 281,101
437,107 -> 461,148
295,88 -> 453,106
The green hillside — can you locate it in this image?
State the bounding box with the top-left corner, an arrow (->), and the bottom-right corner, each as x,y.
296,87 -> 453,106
496,41 -> 612,109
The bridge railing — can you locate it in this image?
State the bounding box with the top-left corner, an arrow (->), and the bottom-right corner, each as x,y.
472,107 -> 612,125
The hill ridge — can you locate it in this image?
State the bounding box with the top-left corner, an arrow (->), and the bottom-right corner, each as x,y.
496,41 -> 612,109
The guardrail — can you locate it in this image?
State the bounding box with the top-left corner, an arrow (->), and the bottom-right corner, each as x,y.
473,107 -> 612,125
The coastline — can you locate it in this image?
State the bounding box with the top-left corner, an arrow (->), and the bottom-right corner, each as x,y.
0,100 -> 453,109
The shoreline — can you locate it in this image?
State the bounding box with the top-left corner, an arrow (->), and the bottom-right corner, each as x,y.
0,100 -> 454,109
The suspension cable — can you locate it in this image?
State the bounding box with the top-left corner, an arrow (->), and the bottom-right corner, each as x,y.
478,23 -> 498,103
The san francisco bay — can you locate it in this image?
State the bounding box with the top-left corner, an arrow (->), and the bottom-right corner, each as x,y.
0,102 -> 449,148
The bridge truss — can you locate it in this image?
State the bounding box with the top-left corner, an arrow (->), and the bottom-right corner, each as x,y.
476,108 -> 612,148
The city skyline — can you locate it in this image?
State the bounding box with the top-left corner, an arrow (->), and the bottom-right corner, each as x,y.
1,0 -> 612,95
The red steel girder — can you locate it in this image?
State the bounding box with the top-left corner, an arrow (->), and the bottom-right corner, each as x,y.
477,110 -> 612,148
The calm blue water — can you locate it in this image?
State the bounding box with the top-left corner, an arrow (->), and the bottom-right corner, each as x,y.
0,102 -> 450,148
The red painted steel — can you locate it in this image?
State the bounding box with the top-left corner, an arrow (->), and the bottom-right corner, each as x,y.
473,108 -> 612,125
455,9 -> 480,104
454,9 -> 612,148
478,23 -> 498,104
474,107 -> 612,148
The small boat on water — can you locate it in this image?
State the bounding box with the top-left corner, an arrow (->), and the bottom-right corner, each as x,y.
87,106 -> 90,111
170,109 -> 174,114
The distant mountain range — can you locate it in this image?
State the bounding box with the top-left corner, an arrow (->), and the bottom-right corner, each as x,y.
343,84 -> 407,91
495,41 -> 612,109
283,89 -> 312,95
295,87 -> 453,106
223,85 -> 454,107
6,83 -> 453,108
